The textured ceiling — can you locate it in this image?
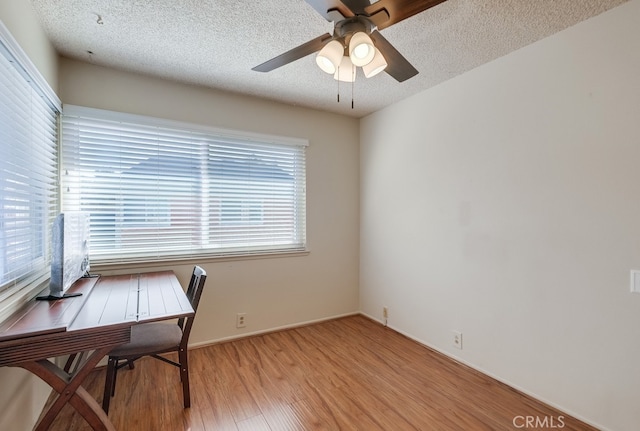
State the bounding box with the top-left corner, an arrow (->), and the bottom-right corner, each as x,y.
30,0 -> 628,118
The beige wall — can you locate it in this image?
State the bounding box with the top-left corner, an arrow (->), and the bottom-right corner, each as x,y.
59,58 -> 361,345
360,1 -> 640,430
0,1 -> 60,430
0,0 -> 57,91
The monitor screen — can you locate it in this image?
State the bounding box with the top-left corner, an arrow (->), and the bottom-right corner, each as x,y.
41,212 -> 90,300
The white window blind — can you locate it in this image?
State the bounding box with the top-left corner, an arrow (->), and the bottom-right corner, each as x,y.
0,22 -> 60,316
61,106 -> 307,264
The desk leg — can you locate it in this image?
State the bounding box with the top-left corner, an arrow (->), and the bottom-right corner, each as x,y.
19,346 -> 115,431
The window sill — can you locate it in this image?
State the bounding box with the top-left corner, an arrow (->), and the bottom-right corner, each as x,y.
89,249 -> 310,273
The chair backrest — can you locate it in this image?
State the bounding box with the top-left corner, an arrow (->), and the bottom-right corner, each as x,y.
177,265 -> 207,345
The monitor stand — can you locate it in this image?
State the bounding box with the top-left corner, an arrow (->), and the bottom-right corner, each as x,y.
36,292 -> 83,301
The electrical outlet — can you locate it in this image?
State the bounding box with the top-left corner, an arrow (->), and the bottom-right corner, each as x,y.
452,330 -> 463,350
383,306 -> 388,319
236,313 -> 246,328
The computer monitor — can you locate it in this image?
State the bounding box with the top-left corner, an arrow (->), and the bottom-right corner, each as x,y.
37,212 -> 90,300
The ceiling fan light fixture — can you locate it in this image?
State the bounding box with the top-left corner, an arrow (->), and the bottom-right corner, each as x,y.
316,40 -> 343,74
363,48 -> 387,78
334,56 -> 356,82
349,31 -> 375,67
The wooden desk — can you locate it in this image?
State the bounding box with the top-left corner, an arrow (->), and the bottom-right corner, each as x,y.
0,271 -> 193,431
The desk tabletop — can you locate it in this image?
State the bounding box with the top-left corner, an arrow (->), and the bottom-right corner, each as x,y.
69,271 -> 194,331
0,271 -> 194,366
0,276 -> 99,343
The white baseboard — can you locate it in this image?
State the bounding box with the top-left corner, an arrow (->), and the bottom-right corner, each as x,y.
189,311 -> 360,349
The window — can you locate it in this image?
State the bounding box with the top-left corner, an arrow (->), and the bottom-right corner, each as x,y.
0,22 -> 61,318
61,106 -> 307,264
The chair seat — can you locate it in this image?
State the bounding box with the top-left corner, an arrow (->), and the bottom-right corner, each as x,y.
110,322 -> 183,357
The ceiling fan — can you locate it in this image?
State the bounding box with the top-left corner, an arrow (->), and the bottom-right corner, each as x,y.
252,0 -> 448,82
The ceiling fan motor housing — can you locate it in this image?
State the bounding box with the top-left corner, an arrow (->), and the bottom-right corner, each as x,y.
334,16 -> 375,47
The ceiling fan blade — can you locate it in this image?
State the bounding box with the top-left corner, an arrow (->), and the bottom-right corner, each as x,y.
340,0 -> 374,15
366,0 -> 448,30
252,33 -> 332,73
304,0 -> 354,21
369,30 -> 418,82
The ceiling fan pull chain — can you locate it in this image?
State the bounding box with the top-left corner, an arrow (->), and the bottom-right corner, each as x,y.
351,87 -> 354,109
337,64 -> 341,102
351,68 -> 355,109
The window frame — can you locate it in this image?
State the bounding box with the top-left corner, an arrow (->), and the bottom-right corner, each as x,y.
61,105 -> 308,266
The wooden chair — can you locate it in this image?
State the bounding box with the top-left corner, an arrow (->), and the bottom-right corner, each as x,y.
101,265 -> 207,414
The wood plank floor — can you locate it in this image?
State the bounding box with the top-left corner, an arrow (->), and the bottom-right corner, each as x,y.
47,315 -> 598,430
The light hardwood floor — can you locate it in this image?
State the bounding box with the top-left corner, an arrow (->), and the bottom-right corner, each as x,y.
47,315 -> 597,430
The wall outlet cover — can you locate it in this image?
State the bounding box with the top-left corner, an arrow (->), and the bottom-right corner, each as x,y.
452,330 -> 463,350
